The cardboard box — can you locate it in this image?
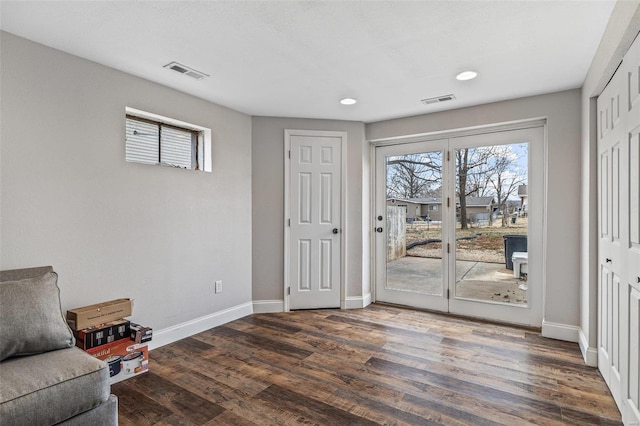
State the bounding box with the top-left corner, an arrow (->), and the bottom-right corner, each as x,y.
67,299 -> 132,330
130,322 -> 153,344
86,339 -> 148,384
74,319 -> 131,350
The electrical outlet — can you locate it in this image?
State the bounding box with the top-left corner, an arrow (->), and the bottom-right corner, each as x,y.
215,280 -> 222,293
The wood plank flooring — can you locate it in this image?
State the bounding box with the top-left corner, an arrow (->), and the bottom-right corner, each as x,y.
111,304 -> 621,425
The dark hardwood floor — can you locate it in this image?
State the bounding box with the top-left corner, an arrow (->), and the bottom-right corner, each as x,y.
111,304 -> 621,425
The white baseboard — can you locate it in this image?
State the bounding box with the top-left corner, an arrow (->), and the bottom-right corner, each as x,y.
363,292 -> 372,307
149,293 -> 373,350
541,320 -> 579,343
253,300 -> 284,313
342,293 -> 373,309
578,329 -> 598,367
148,301 -> 253,350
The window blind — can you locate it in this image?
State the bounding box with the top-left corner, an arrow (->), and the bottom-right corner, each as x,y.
126,118 -> 159,164
126,117 -> 194,169
160,126 -> 192,169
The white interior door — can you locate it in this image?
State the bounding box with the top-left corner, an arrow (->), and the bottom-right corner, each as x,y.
597,33 -> 640,424
374,126 -> 544,327
285,130 -> 344,310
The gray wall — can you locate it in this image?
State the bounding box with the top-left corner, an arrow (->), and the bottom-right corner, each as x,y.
0,32 -> 253,330
579,2 -> 640,361
367,89 -> 582,328
251,117 -> 366,301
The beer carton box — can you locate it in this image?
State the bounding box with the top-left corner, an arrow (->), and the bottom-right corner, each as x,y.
129,322 -> 153,344
74,319 -> 131,350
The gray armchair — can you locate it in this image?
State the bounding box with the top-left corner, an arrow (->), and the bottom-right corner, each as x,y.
0,266 -> 118,425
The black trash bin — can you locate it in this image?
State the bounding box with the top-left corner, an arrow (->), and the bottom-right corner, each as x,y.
503,235 -> 527,270
511,215 -> 517,224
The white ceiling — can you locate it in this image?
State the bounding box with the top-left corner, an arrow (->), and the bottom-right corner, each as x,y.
0,1 -> 616,123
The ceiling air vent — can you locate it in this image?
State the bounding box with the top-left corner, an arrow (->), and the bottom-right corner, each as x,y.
163,62 -> 209,80
421,94 -> 456,105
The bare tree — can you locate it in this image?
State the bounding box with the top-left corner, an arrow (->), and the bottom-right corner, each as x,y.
456,147 -> 499,229
386,153 -> 441,199
457,143 -> 527,228
386,144 -> 526,229
465,168 -> 493,198
488,145 -> 527,227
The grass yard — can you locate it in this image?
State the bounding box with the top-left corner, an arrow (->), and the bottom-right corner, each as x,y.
405,217 -> 528,263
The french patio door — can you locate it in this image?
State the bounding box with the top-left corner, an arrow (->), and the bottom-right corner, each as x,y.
374,126 -> 544,326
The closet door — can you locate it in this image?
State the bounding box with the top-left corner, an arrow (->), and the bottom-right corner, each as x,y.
597,58 -> 625,412
597,33 -> 640,424
623,33 -> 640,425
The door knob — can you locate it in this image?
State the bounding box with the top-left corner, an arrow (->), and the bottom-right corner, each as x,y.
332,228 -> 339,234
376,227 -> 383,233
605,258 -> 612,263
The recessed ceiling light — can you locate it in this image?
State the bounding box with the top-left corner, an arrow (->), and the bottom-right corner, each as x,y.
340,97 -> 357,105
456,70 -> 478,81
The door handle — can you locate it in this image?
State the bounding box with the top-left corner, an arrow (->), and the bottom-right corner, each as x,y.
332,228 -> 339,234
376,227 -> 383,233
605,258 -> 612,263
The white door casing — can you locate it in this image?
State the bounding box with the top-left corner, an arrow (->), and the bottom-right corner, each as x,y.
597,33 -> 640,424
285,130 -> 346,310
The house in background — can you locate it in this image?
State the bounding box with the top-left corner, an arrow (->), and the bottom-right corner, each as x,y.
518,184 -> 528,216
386,198 -> 428,221
387,196 -> 494,223
460,196 -> 495,223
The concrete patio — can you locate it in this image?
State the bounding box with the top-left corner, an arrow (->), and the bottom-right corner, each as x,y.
386,256 -> 527,305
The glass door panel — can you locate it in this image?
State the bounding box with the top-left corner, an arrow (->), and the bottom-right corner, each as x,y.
386,151 -> 443,295
453,142 -> 529,306
448,126 -> 543,327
